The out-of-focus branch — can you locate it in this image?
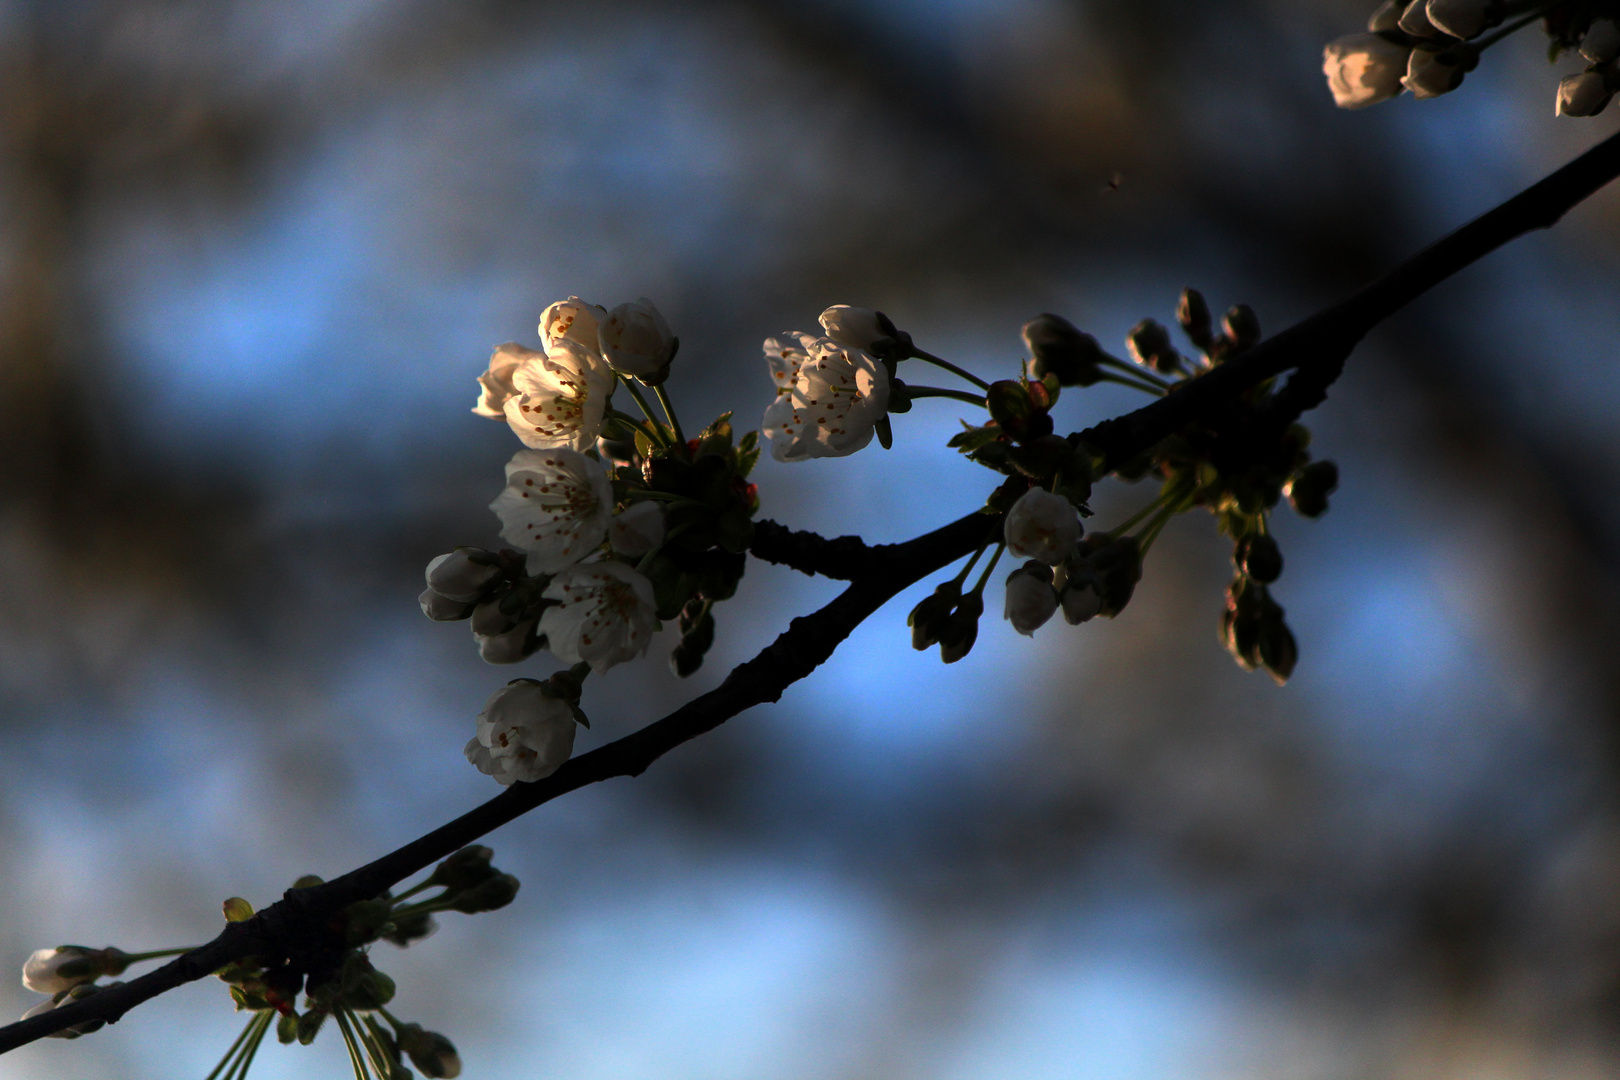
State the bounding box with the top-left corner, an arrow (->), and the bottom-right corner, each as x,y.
5,129 -> 1620,1054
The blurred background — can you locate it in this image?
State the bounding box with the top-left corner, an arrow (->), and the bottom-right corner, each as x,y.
3,0 -> 1620,1076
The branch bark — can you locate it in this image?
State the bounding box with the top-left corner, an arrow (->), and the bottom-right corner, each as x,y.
5,127 -> 1620,1053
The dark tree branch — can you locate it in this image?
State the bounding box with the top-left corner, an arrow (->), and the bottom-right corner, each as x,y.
5,129 -> 1620,1053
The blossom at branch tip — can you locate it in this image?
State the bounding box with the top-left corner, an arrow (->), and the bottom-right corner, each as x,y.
540,296 -> 608,355
23,947 -> 98,995
539,561 -> 660,673
1004,488 -> 1082,565
501,338 -> 616,452
1004,563 -> 1058,636
490,448 -> 614,574
598,298 -> 677,379
762,332 -> 891,462
465,679 -> 577,786
610,500 -> 666,557
1323,33 -> 1410,109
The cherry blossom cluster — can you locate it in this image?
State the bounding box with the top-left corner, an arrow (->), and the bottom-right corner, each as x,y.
18,846 -> 515,1078
1324,1 -> 1620,115
426,296 -> 760,787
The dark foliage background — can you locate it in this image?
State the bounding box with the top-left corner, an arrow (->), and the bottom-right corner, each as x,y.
3,1 -> 1620,1076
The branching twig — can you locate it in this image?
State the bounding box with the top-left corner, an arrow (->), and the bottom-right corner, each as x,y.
5,128 -> 1620,1054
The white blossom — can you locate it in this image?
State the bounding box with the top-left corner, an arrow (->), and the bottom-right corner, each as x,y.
610,500 -> 666,557
1366,0 -> 1402,32
1060,577 -> 1103,624
1004,489 -> 1082,565
419,588 -> 474,622
489,448 -> 614,574
539,561 -> 659,673
1581,20 -> 1620,64
425,550 -> 500,603
1557,71 -> 1613,117
1004,570 -> 1059,636
818,305 -> 885,351
1323,34 -> 1410,109
1403,48 -> 1467,99
762,333 -> 891,462
476,620 -> 538,665
502,338 -> 616,452
473,343 -> 534,419
540,296 -> 608,355
1397,1 -> 1440,36
23,947 -> 96,995
1424,0 -> 1491,40
464,680 -> 576,786
598,298 -> 676,378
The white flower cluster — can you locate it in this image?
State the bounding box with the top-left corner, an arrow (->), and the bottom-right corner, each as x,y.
762,306 -> 893,462
1323,1 -> 1618,116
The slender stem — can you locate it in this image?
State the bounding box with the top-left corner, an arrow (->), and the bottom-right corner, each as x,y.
617,375 -> 665,437
378,1007 -> 404,1031
353,1010 -> 395,1079
1096,372 -> 1167,397
120,947 -> 197,964
388,880 -> 434,905
905,385 -> 989,407
909,348 -> 991,391
652,385 -> 688,448
335,1010 -> 374,1080
234,1012 -> 274,1080
1107,487 -> 1177,537
950,540 -> 988,588
1099,354 -> 1173,388
969,543 -> 1006,594
204,1014 -> 259,1080
607,408 -> 668,447
1137,488 -> 1194,556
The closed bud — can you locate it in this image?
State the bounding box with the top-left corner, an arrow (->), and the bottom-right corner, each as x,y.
1323,33 -> 1411,109
1022,314 -> 1104,387
298,1007 -> 328,1045
277,1011 -> 300,1045
222,897 -> 254,923
450,872 -> 521,914
1220,305 -> 1260,353
1425,0 -> 1492,40
1176,288 -> 1213,352
474,619 -> 539,665
908,581 -> 961,650
1060,576 -> 1103,624
23,946 -> 119,995
1236,533 -> 1283,583
1082,535 -> 1143,618
1287,460 -> 1339,518
382,911 -> 438,948
349,968 -> 397,1010
1403,46 -> 1471,100
430,845 -> 498,891
938,591 -> 984,664
1127,319 -> 1179,374
1581,20 -> 1620,64
1258,617 -> 1298,685
1557,71 -> 1613,117
1397,0 -> 1441,37
599,298 -> 677,382
341,899 -> 393,947
35,981 -> 118,1039
425,549 -> 501,603
1003,563 -> 1059,636
470,595 -> 522,638
398,1024 -> 463,1079
419,588 -> 476,622
1366,0 -> 1402,32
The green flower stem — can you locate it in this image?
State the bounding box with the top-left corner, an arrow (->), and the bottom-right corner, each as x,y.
607,408 -> 669,447
377,1006 -> 405,1031
905,386 -> 989,408
652,384 -> 688,448
335,1009 -> 375,1080
1096,372 -> 1167,397
353,1010 -> 395,1079
1098,354 -> 1173,389
204,1013 -> 260,1080
969,542 -> 1006,596
909,348 -> 992,391
1136,487 -> 1195,557
120,947 -> 197,964
221,1011 -> 272,1080
388,880 -> 435,905
1106,486 -> 1179,537
386,898 -> 456,921
617,376 -> 667,439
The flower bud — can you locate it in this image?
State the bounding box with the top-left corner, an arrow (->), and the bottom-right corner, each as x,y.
1176,288 -> 1213,352
1003,563 -> 1059,636
1397,0 -> 1441,36
1286,460 -> 1338,518
938,591 -> 983,664
1557,71 -> 1613,117
1235,533 -> 1283,583
1081,534 -> 1142,618
1127,319 -> 1180,374
1060,576 -> 1103,624
1220,305 -> 1260,353
818,305 -> 886,351
1425,0 -> 1492,40
425,549 -> 501,603
908,581 -> 961,650
22,947 -> 127,994
474,619 -> 539,665
398,1023 -> 463,1079
470,595 -> 523,638
1366,0 -> 1402,32
1581,20 -> 1620,64
382,910 -> 438,948
1258,616 -> 1298,685
1403,46 -> 1471,100
599,298 -> 677,380
1004,488 -> 1082,565
1323,33 -> 1411,109
419,588 -> 476,622
450,872 -> 521,913
539,296 -> 607,354
429,845 -> 498,891
1022,314 -> 1104,387
27,981 -> 119,1038
610,500 -> 666,557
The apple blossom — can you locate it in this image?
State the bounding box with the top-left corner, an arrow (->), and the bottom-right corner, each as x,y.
464,680 -> 576,786
762,332 -> 891,462
1004,488 -> 1082,565
489,448 -> 614,574
538,561 -> 660,673
539,296 -> 607,355
598,298 -> 676,379
609,500 -> 666,557
472,343 -> 534,419
1323,33 -> 1410,109
501,338 -> 616,452
425,549 -> 501,603
818,305 -> 885,351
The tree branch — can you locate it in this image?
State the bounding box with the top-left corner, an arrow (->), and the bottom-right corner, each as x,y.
6,128 -> 1620,1053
